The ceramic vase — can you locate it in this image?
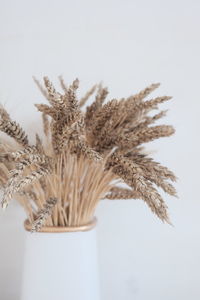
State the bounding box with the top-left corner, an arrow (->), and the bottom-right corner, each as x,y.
21,218 -> 100,300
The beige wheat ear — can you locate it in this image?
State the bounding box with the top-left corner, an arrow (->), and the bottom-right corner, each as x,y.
0,104 -> 11,120
31,197 -> 58,232
0,119 -> 29,146
79,84 -> 97,107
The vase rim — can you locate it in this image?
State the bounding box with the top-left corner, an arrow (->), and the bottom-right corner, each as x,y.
24,217 -> 97,233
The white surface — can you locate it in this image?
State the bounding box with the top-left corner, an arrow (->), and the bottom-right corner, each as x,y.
0,0 -> 200,299
21,228 -> 100,300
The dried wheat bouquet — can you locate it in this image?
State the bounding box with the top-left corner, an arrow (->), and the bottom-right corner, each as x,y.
0,77 -> 177,231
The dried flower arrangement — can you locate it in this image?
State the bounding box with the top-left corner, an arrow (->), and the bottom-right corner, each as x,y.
0,77 -> 176,232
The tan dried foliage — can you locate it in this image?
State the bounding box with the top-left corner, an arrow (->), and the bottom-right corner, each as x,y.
0,77 -> 176,230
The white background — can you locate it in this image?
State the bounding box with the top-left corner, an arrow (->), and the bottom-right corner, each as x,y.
0,0 -> 200,299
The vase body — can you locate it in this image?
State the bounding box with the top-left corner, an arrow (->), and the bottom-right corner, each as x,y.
21,222 -> 100,300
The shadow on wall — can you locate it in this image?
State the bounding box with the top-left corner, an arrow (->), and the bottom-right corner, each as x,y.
0,201 -> 26,300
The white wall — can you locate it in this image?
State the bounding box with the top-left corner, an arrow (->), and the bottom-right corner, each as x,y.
0,0 -> 200,299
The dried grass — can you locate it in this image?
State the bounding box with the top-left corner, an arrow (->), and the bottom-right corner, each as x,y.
0,77 -> 176,230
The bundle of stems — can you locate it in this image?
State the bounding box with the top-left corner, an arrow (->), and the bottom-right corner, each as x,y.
0,77 -> 176,231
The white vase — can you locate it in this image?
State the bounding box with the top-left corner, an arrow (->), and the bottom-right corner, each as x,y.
21,218 -> 100,300
0,201 -> 25,300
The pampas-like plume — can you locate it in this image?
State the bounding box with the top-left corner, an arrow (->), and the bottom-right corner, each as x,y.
0,77 -> 176,228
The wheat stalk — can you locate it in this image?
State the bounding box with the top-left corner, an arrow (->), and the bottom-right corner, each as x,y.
0,77 -> 177,230
31,197 -> 58,232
